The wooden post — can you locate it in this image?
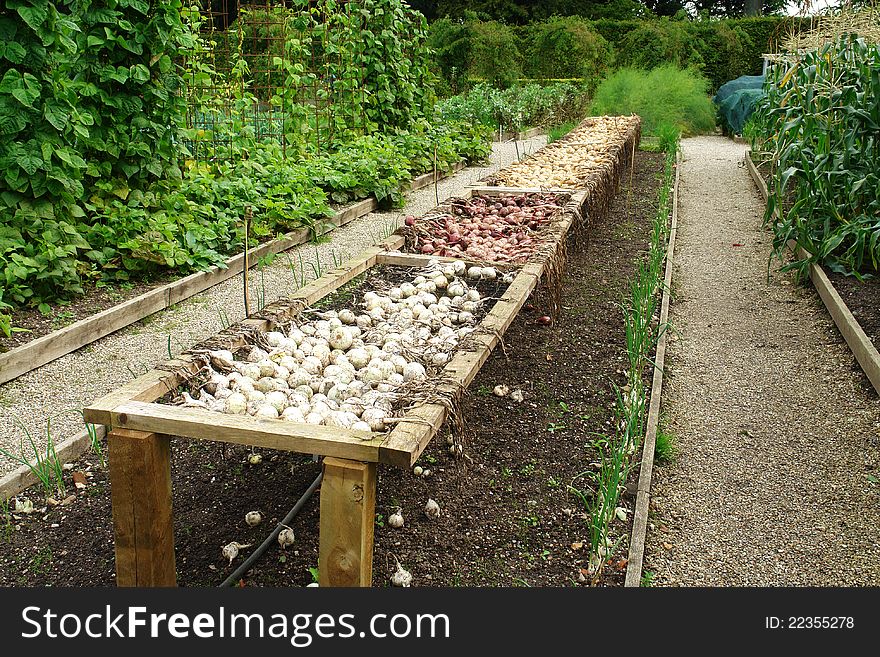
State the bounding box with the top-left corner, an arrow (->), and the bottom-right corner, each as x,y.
108,428 -> 176,587
318,457 -> 377,587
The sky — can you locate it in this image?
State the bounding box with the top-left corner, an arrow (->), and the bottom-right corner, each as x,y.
784,0 -> 840,15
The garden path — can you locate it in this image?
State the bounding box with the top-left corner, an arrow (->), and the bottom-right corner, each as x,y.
644,136 -> 880,585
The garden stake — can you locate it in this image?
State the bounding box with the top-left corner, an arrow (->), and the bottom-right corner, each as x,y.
243,205 -> 252,318
434,144 -> 439,206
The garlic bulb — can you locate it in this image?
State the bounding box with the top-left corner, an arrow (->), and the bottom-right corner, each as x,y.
388,510 -> 405,529
403,362 -> 426,382
278,527 -> 295,549
221,541 -> 252,564
424,498 -> 440,520
391,561 -> 413,587
245,511 -> 262,527
329,326 -> 353,350
255,404 -> 279,419
224,392 -> 248,415
248,453 -> 263,465
265,390 -> 288,412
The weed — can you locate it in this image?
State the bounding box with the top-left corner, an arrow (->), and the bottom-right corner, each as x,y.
1,498 -> 12,543
641,570 -> 656,587
0,417 -> 65,498
27,546 -> 54,576
547,121 -> 575,143
655,426 -> 676,463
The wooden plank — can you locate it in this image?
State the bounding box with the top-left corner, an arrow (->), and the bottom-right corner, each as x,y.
409,160 -> 466,191
318,457 -> 377,587
108,401 -> 399,463
379,404 -> 446,468
808,260 -> 880,395
84,363 -> 198,426
625,150 -> 680,587
108,428 -> 176,587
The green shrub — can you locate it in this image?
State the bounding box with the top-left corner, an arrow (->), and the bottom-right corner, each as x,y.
590,65 -> 716,137
469,20 -> 522,88
435,81 -> 590,132
522,16 -> 612,92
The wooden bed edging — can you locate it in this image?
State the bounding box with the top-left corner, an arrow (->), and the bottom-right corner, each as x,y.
624,149 -> 681,587
744,151 -> 880,396
0,161 -> 467,387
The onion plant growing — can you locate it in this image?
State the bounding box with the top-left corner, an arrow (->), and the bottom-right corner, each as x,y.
575,135 -> 678,584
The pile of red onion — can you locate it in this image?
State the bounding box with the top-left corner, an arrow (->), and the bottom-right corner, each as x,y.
403,193 -> 564,263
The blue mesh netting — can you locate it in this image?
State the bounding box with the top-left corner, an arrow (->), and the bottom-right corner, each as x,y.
714,75 -> 766,136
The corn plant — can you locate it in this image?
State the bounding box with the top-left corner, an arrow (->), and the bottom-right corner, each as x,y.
750,35 -> 880,278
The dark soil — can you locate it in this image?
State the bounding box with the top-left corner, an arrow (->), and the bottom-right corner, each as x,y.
0,151 -> 665,588
825,271 -> 880,353
0,277 -> 176,353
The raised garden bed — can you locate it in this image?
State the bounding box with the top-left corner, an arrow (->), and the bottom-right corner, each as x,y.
0,163 -> 467,387
479,116 -> 641,192
0,150 -> 666,589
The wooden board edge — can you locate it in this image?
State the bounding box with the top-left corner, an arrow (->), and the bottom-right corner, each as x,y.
624,148 -> 680,587
808,259 -> 880,396
110,401 -> 385,462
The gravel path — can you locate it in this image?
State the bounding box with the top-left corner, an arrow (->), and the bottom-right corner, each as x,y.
0,137 -> 546,476
644,136 -> 880,585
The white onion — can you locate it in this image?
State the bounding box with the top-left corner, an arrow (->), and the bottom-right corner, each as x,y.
266,331 -> 285,347
360,408 -> 387,431
338,309 -> 356,325
348,348 -> 370,369
255,404 -> 279,419
305,412 -> 324,425
281,407 -> 305,422
329,326 -> 353,350
352,421 -> 372,433
403,362 -> 426,382
301,356 -> 323,374
224,392 -> 247,414
265,390 -> 288,412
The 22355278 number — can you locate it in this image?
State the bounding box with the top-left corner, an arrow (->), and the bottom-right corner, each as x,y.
765,616 -> 854,630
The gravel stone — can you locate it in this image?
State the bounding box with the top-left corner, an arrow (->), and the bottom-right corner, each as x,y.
644,136 -> 880,586
0,137 -> 546,475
